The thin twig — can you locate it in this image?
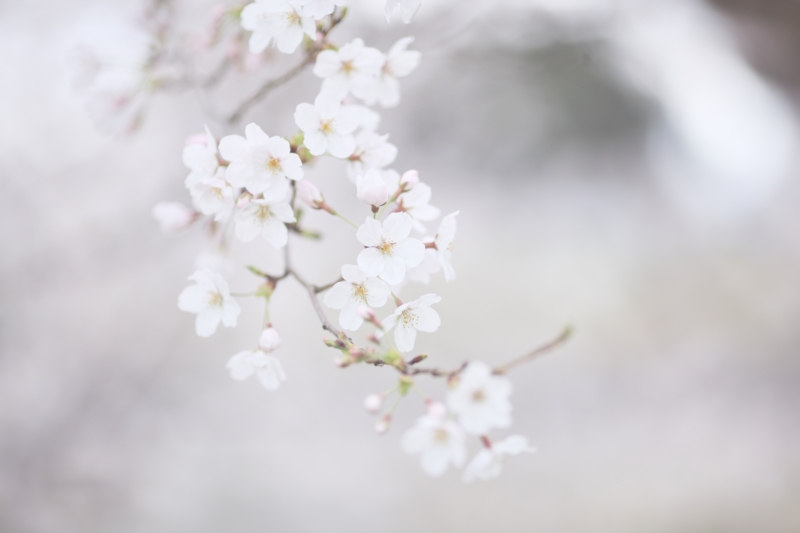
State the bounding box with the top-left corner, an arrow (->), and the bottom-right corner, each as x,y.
226,58 -> 313,124
492,326 -> 573,375
314,278 -> 342,293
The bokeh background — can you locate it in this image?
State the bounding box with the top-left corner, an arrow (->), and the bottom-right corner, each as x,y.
2,0 -> 800,531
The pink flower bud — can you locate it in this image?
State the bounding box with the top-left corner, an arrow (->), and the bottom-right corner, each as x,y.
363,393 -> 384,414
258,327 -> 282,352
400,170 -> 419,189
152,202 -> 196,234
297,180 -> 323,208
236,192 -> 253,209
374,414 -> 392,435
356,169 -> 389,207
425,400 -> 447,420
357,305 -> 375,320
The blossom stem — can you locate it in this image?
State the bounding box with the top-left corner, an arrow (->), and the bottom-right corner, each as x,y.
333,212 -> 358,229
230,291 -> 257,297
492,326 -> 573,375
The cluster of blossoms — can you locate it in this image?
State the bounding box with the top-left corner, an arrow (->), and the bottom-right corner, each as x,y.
148,0 -> 563,481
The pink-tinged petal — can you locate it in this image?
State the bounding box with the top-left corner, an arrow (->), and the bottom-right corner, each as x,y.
227,351 -> 256,380
400,182 -> 431,207
357,248 -> 385,277
341,264 -> 365,283
394,323 -> 417,353
263,218 -> 288,248
379,254 -> 406,285
323,281 -> 351,309
221,299 -> 241,327
381,312 -> 399,332
294,102 -> 320,131
245,123 -> 270,144
182,144 -> 216,172
461,450 -> 496,483
410,204 -> 440,222
235,211 -> 263,242
313,49 -> 342,77
414,306 -> 440,332
224,161 -> 249,188
195,307 -> 222,337
326,133 -> 355,158
356,217 -> 383,246
364,277 -> 390,307
394,237 -> 425,267
303,131 -> 327,156
281,154 -> 303,180
218,134 -> 247,162
339,301 -> 364,331
382,212 -> 413,241
178,285 -> 207,313
494,435 -> 536,455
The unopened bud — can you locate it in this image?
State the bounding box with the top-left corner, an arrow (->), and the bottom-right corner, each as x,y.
374,414 -> 392,435
366,333 -> 381,345
356,169 -> 389,207
333,355 -> 353,368
363,393 -> 383,414
425,400 -> 447,420
348,345 -> 365,359
258,327 -> 282,352
297,180 -> 324,208
400,169 -> 419,189
236,192 -> 252,209
357,305 -> 376,321
408,354 -> 428,365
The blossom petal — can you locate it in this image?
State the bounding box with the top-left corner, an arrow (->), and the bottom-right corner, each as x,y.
339,301 -> 364,331
394,237 -> 425,267
294,103 -> 319,132
195,307 -> 222,337
245,123 -> 270,144
219,134 -> 247,162
263,218 -> 288,247
414,307 -> 440,333
379,254 -> 406,285
323,281 -> 351,309
356,217 -> 383,246
382,212 -> 413,241
178,285 -> 207,313
357,247 -> 385,277
394,323 -> 417,352
326,133 -> 355,158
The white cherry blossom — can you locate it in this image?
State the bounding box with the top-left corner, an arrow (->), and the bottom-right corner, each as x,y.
178,269 -> 241,337
381,293 -> 441,352
219,123 -> 303,195
234,189 -> 296,246
227,349 -> 287,390
398,182 -> 440,233
323,265 -> 390,330
241,0 -> 316,54
406,247 -> 441,284
294,0 -> 343,20
462,435 -> 536,483
258,326 -> 282,352
385,0 -> 421,24
356,168 -> 390,207
348,104 -> 381,132
372,36 -> 421,108
297,179 -> 324,208
183,126 -> 218,189
447,361 -> 512,435
435,211 -> 459,281
152,202 -> 196,234
294,93 -> 358,157
356,212 -> 424,285
402,415 -> 466,477
188,168 -> 235,221
313,38 -> 384,101
347,130 -> 398,182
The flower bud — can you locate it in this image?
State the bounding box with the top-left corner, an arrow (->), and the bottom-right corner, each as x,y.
425,400 -> 447,420
374,414 -> 392,435
236,192 -> 253,209
356,169 -> 389,207
258,327 -> 282,352
357,305 -> 375,321
366,333 -> 381,345
363,393 -> 383,414
152,202 -> 196,234
297,180 -> 323,208
400,169 -> 419,189
348,345 -> 365,359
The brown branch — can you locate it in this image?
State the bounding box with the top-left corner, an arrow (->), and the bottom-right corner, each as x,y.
314,277 -> 342,293
492,326 -> 573,375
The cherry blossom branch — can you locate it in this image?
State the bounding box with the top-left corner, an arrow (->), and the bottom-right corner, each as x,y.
492,326 -> 573,375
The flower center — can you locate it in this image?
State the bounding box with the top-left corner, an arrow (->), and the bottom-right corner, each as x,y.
320,119 -> 334,134
211,187 -> 223,199
257,205 -> 272,221
342,61 -> 354,74
266,157 -> 281,173
400,309 -> 418,327
471,389 -> 486,402
209,292 -> 223,307
434,428 -> 449,442
352,283 -> 367,303
286,12 -> 300,25
378,240 -> 395,255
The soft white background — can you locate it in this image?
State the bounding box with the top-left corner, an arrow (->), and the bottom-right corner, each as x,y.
1,0 -> 799,531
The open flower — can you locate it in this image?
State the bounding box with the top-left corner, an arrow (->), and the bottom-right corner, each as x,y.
294,93 -> 358,157
178,269 -> 241,337
402,415 -> 466,477
188,168 -> 235,221
219,123 -> 303,195
435,211 -> 459,281
313,38 -> 384,101
447,361 -> 512,435
372,36 -> 421,107
294,0 -> 343,20
226,350 -> 287,390
356,168 -> 390,207
241,0 -> 316,54
234,189 -> 296,246
385,0 -> 422,24
347,130 -> 398,182
462,435 -> 536,483
381,293 -> 441,352
183,126 -> 218,189
324,265 -> 390,330
356,212 -> 424,285
406,247 -> 441,284
398,182 -> 440,233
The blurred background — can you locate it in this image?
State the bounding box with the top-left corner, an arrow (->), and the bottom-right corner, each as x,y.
1,0 -> 799,531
